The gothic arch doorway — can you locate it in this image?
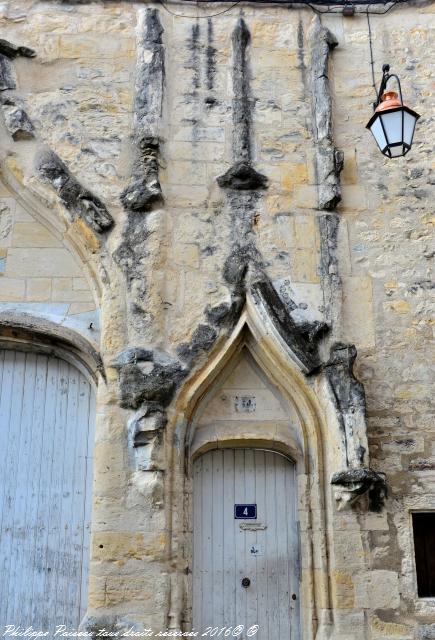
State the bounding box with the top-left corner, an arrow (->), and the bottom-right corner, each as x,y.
167,305 -> 336,639
188,346 -> 303,639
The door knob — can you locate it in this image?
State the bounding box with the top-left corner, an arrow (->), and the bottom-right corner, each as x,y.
241,577 -> 251,588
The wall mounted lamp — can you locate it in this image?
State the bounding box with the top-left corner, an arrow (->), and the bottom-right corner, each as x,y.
366,64 -> 420,158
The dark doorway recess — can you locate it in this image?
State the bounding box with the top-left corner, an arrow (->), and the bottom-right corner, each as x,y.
412,512 -> 435,598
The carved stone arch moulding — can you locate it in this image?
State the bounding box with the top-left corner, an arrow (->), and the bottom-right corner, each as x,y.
164,295 -> 345,640
0,311 -> 103,384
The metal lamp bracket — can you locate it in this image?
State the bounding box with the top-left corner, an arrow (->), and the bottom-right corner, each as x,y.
373,64 -> 404,110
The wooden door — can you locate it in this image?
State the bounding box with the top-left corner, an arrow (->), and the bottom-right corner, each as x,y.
193,449 -> 300,639
0,348 -> 96,628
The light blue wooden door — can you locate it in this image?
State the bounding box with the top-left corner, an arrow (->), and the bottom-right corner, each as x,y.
0,348 -> 96,628
193,449 -> 300,640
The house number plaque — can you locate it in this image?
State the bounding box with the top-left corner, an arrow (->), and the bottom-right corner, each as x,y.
234,504 -> 257,519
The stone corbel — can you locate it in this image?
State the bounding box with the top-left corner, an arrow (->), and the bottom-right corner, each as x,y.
331,468 -> 387,512
111,347 -> 187,410
325,343 -> 387,511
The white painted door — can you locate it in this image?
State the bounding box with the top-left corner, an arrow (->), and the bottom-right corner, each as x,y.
193,449 -> 300,640
0,348 -> 96,628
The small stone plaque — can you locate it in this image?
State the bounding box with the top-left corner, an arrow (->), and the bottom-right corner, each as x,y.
234,395 -> 256,413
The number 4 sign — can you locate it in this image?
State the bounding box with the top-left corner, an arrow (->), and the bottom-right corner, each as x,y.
234,504 -> 257,519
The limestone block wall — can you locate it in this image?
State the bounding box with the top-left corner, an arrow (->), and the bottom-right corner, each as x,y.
0,174 -> 101,350
0,1 -> 433,639
0,179 -> 95,311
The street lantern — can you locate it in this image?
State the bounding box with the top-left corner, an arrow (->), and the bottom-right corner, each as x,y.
366,64 -> 420,158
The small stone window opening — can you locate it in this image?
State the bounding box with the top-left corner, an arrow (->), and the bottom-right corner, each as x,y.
412,512 -> 435,597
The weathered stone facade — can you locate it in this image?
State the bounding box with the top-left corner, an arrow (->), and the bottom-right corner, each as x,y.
0,0 -> 433,638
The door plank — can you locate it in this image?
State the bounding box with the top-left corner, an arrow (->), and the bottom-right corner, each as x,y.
234,449 -> 247,634
212,450 -> 224,626
1,350 -> 26,621
244,449 -> 258,634
193,456 -> 203,632
222,449 -> 236,628
276,454 -> 291,640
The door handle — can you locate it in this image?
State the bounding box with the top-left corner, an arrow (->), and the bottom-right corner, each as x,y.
241,577 -> 251,588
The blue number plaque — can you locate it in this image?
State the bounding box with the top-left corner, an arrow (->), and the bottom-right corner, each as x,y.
234,504 -> 257,519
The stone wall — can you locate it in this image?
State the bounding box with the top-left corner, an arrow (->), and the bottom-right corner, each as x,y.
0,1 -> 433,639
0,180 -> 97,311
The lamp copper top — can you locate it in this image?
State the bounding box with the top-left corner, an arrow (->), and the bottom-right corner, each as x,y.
375,91 -> 403,112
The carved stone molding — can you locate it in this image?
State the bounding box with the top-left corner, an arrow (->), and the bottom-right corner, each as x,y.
217,18 -> 267,191
121,8 -> 164,212
309,17 -> 343,210
37,149 -> 114,233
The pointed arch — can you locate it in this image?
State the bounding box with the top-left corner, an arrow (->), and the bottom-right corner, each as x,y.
165,292 -> 341,639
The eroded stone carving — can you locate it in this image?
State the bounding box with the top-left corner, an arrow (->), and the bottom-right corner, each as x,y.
326,343 -> 387,510
0,39 -> 36,136
121,135 -> 162,212
177,323 -> 218,366
121,8 -> 164,212
310,17 -> 343,210
128,406 -> 167,472
2,104 -> 35,140
318,213 -> 342,337
0,55 -> 16,92
0,39 -> 36,59
217,161 -> 268,191
110,15 -> 381,527
325,343 -> 368,467
217,18 -> 267,191
114,8 -> 165,342
37,149 -> 114,233
112,208 -> 151,330
251,279 -> 327,373
112,347 -> 187,411
331,468 -> 387,512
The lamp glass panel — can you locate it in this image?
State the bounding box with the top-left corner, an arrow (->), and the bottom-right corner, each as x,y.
403,111 -> 417,146
370,115 -> 387,151
390,145 -> 404,158
380,110 -> 403,145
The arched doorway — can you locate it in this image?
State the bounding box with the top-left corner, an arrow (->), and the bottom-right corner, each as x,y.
187,345 -> 304,639
193,448 -> 300,639
0,346 -> 96,628
167,306 -> 337,639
